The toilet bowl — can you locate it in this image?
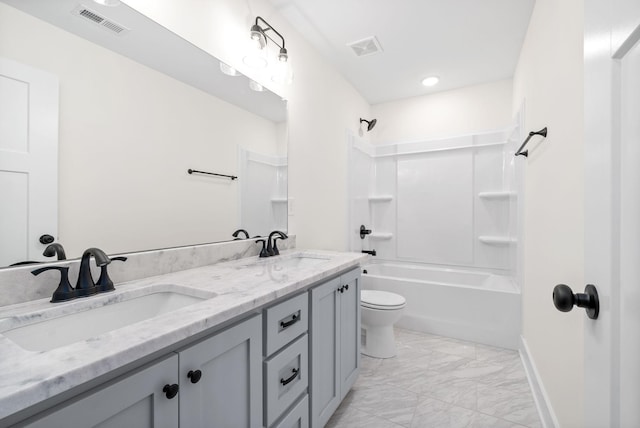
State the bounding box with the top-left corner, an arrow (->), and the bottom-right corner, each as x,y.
360,290 -> 406,358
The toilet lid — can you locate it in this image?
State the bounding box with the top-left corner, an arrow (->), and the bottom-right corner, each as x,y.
361,290 -> 406,310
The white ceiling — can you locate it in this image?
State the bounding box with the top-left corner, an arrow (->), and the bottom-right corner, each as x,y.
268,0 -> 535,104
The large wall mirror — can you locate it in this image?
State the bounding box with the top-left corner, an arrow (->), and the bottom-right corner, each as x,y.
0,0 -> 287,268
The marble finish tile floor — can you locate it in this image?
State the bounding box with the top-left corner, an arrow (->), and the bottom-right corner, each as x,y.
327,328 -> 542,428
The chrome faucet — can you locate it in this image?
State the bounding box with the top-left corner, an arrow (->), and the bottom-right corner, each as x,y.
267,231 -> 288,256
43,243 -> 66,260
76,248 -> 110,297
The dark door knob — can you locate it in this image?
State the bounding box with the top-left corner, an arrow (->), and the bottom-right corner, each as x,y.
163,383 -> 179,399
552,284 -> 599,319
187,370 -> 202,384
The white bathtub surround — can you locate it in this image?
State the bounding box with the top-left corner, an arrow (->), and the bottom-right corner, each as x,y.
362,262 -> 521,349
327,328 -> 542,428
348,124 -> 521,273
0,236 -> 295,308
0,249 -> 366,421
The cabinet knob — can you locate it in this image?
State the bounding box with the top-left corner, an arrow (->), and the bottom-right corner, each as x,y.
163,383 -> 179,399
187,370 -> 202,384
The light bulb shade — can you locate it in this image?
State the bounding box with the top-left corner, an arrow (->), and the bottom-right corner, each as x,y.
243,32 -> 269,69
271,58 -> 293,85
250,25 -> 267,49
278,47 -> 288,62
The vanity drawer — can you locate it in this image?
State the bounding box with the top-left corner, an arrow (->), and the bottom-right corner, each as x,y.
271,394 -> 309,428
264,334 -> 308,427
264,292 -> 308,356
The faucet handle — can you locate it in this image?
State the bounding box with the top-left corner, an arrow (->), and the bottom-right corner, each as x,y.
96,256 -> 127,293
32,266 -> 76,303
273,237 -> 285,256
255,239 -> 269,258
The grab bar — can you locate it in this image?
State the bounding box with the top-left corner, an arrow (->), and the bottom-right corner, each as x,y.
515,127 -> 547,158
188,169 -> 237,180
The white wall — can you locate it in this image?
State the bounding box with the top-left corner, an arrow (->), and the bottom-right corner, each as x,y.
371,79 -> 513,144
125,0 -> 372,251
513,0 -> 585,425
0,4 -> 279,258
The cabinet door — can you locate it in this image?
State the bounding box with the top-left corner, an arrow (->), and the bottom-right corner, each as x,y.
24,354 -> 179,428
179,315 -> 262,428
310,277 -> 341,428
339,270 -> 361,400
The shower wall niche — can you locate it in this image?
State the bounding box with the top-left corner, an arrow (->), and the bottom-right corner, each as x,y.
349,124 -> 521,274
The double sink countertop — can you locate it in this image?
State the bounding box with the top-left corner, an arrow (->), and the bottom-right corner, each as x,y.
0,250 -> 367,421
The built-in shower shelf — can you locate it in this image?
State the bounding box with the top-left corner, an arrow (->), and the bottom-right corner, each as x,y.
369,232 -> 393,240
368,195 -> 393,202
478,191 -> 517,200
271,198 -> 287,203
478,236 -> 517,245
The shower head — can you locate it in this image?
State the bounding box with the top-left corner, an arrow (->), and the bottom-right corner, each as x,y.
360,118 -> 377,132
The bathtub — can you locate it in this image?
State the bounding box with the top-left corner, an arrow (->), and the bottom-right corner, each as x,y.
361,262 -> 521,349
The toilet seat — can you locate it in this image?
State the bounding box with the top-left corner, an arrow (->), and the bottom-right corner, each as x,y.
361,290 -> 406,310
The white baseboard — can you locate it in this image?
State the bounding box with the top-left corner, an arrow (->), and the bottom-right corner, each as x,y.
519,336 -> 560,428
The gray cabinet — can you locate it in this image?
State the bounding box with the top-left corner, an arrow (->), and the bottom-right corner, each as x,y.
21,315 -> 262,428
179,314 -> 262,428
310,269 -> 360,428
23,354 -> 180,428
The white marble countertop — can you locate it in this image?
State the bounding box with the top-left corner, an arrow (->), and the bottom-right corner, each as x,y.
0,249 -> 367,422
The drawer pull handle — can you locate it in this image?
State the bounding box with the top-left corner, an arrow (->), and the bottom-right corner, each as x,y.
163,383 -> 179,399
280,314 -> 299,329
280,368 -> 299,386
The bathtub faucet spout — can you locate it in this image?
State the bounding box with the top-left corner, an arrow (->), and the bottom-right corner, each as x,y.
362,249 -> 376,256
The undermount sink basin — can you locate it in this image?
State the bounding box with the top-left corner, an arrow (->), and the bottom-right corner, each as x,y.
1,286 -> 214,352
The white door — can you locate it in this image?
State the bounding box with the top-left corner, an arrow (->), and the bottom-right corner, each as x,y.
584,1 -> 640,426
0,57 -> 58,266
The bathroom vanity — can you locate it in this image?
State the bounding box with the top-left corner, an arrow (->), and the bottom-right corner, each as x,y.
0,250 -> 365,427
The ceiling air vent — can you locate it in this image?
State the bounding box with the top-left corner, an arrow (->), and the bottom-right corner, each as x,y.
71,5 -> 129,35
347,36 -> 383,57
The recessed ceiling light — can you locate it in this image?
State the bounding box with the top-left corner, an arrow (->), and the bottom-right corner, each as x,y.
422,76 -> 440,87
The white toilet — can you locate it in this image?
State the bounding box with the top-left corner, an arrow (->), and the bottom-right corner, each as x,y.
360,290 -> 406,358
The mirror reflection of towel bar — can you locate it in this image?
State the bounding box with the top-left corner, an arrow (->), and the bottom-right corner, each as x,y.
515,127 -> 548,158
187,168 -> 238,180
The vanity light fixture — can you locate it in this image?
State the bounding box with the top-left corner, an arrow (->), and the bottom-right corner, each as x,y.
421,76 -> 440,87
243,16 -> 293,84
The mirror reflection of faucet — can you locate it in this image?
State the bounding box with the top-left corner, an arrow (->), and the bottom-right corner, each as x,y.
43,243 -> 66,260
232,229 -> 251,240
